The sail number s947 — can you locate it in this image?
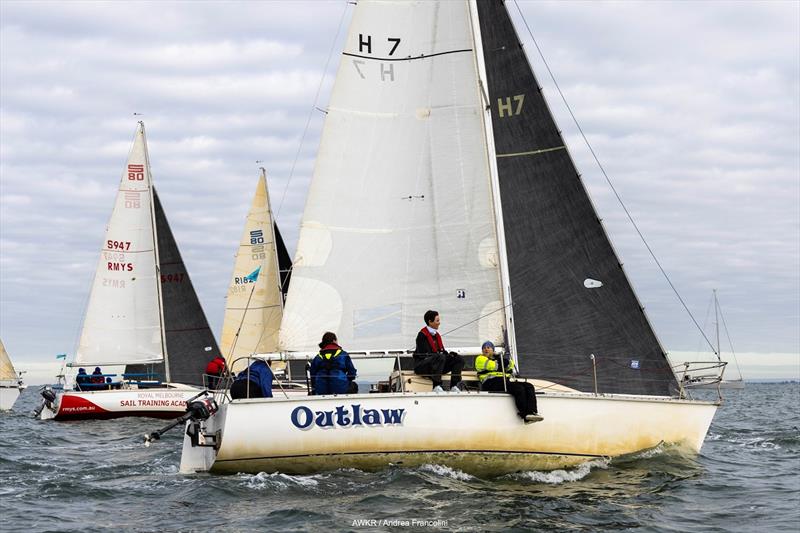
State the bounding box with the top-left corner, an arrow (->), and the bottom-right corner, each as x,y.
107,240 -> 131,251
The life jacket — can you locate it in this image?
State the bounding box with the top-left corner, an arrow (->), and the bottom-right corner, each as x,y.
206,357 -> 225,376
420,327 -> 444,353
475,354 -> 514,383
318,345 -> 343,373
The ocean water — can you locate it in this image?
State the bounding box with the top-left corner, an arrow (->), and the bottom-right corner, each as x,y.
1,383 -> 798,532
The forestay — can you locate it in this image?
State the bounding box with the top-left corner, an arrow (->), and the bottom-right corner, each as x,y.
76,124 -> 163,366
279,0 -> 504,352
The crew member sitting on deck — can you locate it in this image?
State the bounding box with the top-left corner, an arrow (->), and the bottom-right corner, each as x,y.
91,366 -> 106,385
205,354 -> 227,390
310,332 -> 358,395
75,368 -> 90,391
413,310 -> 465,392
475,341 -> 542,424
230,359 -> 274,400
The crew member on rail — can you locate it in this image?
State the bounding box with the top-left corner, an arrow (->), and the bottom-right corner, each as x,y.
230,359 -> 274,399
310,332 -> 358,395
413,310 -> 464,392
475,341 -> 542,423
205,354 -> 227,390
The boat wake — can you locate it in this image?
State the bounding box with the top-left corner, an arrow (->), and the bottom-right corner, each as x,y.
240,471 -> 323,490
417,463 -> 475,481
504,458 -> 610,484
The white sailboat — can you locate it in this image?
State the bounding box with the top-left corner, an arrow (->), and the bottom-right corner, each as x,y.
0,339 -> 25,411
682,290 -> 745,390
219,168 -> 291,373
39,123 -> 220,421
179,0 -> 719,475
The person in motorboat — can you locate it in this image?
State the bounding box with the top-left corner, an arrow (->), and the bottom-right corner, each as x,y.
413,310 -> 465,392
74,367 -> 90,391
230,359 -> 274,399
475,341 -> 542,424
204,354 -> 227,390
310,332 -> 358,395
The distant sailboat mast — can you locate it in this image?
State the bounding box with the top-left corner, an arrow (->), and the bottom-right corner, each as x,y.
141,121 -> 171,382
261,168 -> 285,309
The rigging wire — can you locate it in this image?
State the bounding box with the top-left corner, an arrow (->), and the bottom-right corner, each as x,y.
274,0 -> 350,219
441,304 -> 512,338
716,293 -> 744,379
511,0 -> 717,352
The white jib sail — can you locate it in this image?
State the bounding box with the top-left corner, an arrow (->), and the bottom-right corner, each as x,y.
220,170 -> 284,370
279,0 -> 504,353
0,339 -> 17,381
75,123 -> 164,366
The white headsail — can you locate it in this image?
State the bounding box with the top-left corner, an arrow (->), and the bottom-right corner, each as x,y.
0,339 -> 17,381
75,123 -> 164,366
279,0 -> 503,352
220,170 -> 284,369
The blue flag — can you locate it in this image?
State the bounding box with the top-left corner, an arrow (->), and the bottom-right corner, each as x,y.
245,266 -> 261,283
55,353 -> 67,360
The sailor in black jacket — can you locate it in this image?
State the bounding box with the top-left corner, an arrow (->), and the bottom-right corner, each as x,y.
413,310 -> 464,392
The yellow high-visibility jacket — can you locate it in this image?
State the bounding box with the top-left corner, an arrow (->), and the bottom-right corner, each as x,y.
474,354 -> 514,383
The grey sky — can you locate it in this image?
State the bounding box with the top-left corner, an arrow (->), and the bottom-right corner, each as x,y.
1,0 -> 798,383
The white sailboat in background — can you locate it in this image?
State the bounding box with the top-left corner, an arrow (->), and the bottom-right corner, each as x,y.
39,122 -> 220,421
179,0 -> 720,476
219,168 -> 292,373
0,339 -> 25,411
683,290 -> 745,390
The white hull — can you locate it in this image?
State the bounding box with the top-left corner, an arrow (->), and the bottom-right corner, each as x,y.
40,383 -> 203,421
0,383 -> 22,411
180,391 -> 717,476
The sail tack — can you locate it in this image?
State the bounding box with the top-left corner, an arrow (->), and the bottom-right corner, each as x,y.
476,0 -> 677,395
279,0 -> 504,352
220,173 -> 285,368
76,124 -> 163,366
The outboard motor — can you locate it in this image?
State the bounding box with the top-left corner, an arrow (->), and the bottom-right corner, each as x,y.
143,391 -> 218,447
40,387 -> 57,405
33,387 -> 58,418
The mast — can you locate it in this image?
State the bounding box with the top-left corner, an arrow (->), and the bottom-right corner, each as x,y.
468,0 -> 517,362
713,289 -> 721,362
141,121 -> 170,382
261,167 -> 284,311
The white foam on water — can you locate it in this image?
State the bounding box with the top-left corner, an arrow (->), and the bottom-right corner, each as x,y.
630,443 -> 667,460
241,471 -> 321,490
509,458 -> 610,484
740,437 -> 781,450
418,463 -> 475,481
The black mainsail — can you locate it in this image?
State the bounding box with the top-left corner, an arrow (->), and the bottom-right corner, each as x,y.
477,0 -> 677,396
126,189 -> 220,386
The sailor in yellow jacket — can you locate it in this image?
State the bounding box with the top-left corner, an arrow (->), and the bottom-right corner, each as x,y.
475,341 -> 542,424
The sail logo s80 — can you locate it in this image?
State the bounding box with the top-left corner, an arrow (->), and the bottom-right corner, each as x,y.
291,404 -> 405,430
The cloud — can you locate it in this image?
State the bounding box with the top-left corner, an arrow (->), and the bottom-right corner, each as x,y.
1,1 -> 798,377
